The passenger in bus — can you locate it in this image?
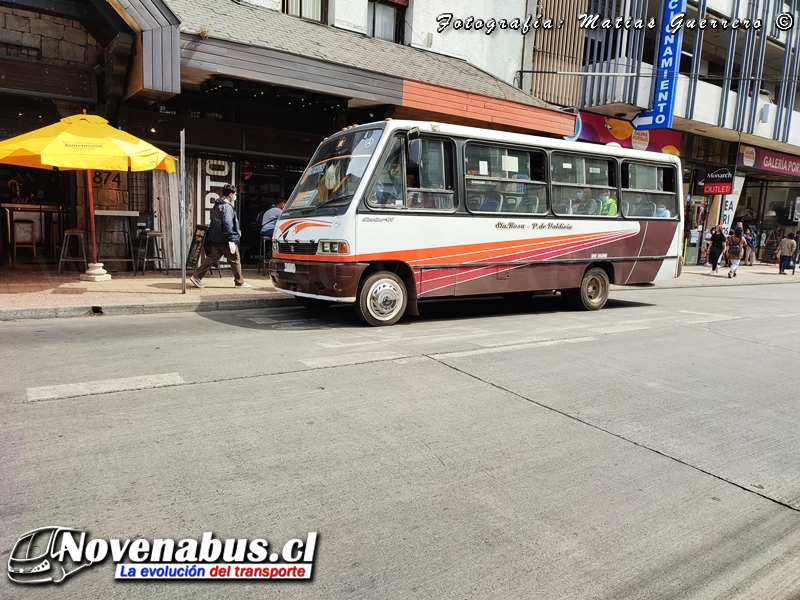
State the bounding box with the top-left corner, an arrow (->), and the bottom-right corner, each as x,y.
599,189 -> 617,216
656,203 -> 671,218
376,160 -> 403,203
575,188 -> 597,214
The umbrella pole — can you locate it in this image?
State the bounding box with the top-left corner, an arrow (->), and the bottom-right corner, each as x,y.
80,169 -> 111,281
87,169 -> 98,264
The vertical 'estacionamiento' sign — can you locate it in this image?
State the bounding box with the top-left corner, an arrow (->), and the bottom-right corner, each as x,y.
632,0 -> 688,131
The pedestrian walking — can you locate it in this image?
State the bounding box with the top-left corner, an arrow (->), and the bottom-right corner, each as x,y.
743,227 -> 756,265
190,184 -> 252,289
727,227 -> 745,278
707,226 -> 725,275
777,232 -> 797,275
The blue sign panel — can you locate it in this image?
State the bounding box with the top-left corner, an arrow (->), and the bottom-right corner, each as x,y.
632,0 -> 687,131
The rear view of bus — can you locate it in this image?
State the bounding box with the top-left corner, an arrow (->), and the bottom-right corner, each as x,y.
270,120 -> 683,326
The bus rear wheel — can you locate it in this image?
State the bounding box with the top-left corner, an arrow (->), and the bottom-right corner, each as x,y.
355,271 -> 407,326
568,267 -> 609,311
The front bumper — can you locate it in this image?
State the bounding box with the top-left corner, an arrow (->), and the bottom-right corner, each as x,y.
269,259 -> 369,302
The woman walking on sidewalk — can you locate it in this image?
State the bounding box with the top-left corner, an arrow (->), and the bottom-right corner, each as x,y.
777,232 -> 797,275
707,226 -> 725,275
727,227 -> 745,278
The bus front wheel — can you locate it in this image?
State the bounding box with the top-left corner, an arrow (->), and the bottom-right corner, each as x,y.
355,271 -> 407,326
567,267 -> 609,311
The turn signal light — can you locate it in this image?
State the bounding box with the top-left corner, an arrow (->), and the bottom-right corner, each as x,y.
318,240 -> 349,254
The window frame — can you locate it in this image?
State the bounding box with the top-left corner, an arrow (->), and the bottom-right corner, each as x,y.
549,151 -> 619,218
365,133 -> 458,213
367,0 -> 405,44
463,141 -> 549,216
281,0 -> 328,24
619,160 -> 680,219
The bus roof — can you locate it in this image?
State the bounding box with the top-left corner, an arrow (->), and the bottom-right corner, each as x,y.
329,119 -> 682,167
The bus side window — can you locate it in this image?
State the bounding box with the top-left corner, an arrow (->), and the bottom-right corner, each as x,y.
412,138 -> 456,211
464,144 -> 547,214
367,137 -> 405,208
621,163 -> 678,218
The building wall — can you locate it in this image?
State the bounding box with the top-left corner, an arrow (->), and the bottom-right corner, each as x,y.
406,0 -> 528,85
240,0 -> 282,10
232,0 -> 531,86
0,6 -> 101,66
331,0 -> 368,33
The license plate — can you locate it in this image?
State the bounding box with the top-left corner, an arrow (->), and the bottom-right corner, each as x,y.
284,262 -> 296,273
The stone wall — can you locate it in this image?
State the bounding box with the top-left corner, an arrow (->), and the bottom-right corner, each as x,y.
0,6 -> 100,67
76,172 -> 137,269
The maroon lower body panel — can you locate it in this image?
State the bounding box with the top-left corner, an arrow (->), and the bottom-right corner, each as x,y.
269,260 -> 368,299
450,263 -> 586,297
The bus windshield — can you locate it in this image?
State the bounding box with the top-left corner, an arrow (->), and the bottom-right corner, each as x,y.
283,128 -> 383,216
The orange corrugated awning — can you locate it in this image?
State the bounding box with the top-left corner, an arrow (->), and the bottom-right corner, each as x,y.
399,80 -> 576,137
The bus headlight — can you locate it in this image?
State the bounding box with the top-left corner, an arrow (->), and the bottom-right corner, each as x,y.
272,240 -> 279,252
317,240 -> 350,254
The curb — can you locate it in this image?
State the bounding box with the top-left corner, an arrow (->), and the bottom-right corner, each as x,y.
0,295 -> 298,322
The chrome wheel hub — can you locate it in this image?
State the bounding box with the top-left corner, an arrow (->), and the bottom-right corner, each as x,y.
368,280 -> 401,320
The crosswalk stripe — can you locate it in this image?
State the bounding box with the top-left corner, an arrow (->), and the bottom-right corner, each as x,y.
27,373 -> 186,402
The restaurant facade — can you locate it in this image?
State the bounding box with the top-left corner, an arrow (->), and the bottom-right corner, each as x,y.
1,0 -> 576,270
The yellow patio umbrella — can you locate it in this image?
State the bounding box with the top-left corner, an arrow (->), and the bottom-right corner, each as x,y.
0,113 -> 175,278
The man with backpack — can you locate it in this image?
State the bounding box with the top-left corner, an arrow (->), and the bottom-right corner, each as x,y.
190,184 -> 252,289
727,227 -> 745,278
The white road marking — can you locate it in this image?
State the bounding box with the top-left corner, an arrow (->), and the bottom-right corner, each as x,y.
300,351 -> 410,368
316,339 -> 384,349
473,336 -> 548,348
27,373 -> 186,402
683,315 -> 741,324
248,317 -> 308,325
590,325 -> 652,334
430,337 -> 596,359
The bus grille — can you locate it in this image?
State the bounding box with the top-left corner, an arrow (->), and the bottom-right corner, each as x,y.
277,242 -> 318,255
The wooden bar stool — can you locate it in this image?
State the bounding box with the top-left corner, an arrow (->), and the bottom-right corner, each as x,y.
58,229 -> 88,273
13,220 -> 36,264
137,230 -> 169,274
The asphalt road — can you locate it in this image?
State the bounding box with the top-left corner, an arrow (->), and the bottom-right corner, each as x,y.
2,283 -> 800,599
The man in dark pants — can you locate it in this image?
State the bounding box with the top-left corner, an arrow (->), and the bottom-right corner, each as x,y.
190,184 -> 252,288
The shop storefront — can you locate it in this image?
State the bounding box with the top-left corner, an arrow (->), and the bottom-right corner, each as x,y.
678,134 -> 740,265
119,95 -> 325,267
0,95 -> 78,267
735,145 -> 800,262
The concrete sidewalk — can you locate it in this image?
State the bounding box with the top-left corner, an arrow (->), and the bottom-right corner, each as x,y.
615,262 -> 800,290
0,267 -> 294,320
0,260 -> 796,321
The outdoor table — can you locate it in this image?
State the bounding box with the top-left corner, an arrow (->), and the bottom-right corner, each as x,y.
94,209 -> 138,271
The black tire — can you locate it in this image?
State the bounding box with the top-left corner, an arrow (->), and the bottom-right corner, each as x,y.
354,271 -> 407,326
574,267 -> 610,311
295,296 -> 331,310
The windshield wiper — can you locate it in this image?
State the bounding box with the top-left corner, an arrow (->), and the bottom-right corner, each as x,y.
317,194 -> 355,208
292,194 -> 355,215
